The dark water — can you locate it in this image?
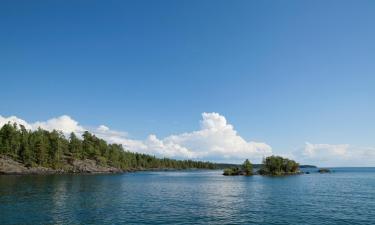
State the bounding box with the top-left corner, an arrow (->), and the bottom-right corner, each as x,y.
1,168 -> 375,225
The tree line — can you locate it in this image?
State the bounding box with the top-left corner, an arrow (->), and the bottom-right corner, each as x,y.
0,123 -> 216,170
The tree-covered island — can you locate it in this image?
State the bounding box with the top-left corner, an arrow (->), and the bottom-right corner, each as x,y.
223,159 -> 253,176
223,156 -> 301,176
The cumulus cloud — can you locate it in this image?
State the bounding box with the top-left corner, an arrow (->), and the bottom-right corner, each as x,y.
161,112 -> 272,160
0,115 -> 84,133
0,113 -> 272,162
90,112 -> 272,161
0,115 -> 33,130
32,115 -> 85,133
303,142 -> 350,160
295,142 -> 375,167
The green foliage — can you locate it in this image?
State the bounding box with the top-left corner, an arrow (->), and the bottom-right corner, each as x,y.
223,159 -> 253,176
223,167 -> 240,176
0,122 -> 216,170
259,155 -> 300,175
242,159 -> 253,175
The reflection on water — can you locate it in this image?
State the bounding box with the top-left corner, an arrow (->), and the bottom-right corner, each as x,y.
1,169 -> 375,224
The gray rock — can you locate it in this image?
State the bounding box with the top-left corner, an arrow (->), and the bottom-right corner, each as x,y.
0,155 -> 123,175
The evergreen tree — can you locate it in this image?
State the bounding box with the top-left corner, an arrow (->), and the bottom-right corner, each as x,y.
69,132 -> 82,158
242,159 -> 253,175
19,125 -> 32,166
32,128 -> 49,166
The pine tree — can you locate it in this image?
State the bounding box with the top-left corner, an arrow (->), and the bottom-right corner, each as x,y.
242,159 -> 253,176
19,125 -> 32,166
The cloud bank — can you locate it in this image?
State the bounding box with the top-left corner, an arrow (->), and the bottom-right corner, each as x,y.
0,113 -> 272,162
295,142 -> 375,167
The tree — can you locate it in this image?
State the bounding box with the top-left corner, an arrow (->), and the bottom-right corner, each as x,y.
0,123 -> 21,158
48,130 -> 64,167
260,155 -> 300,175
33,128 -> 48,166
69,132 -> 82,158
19,125 -> 33,166
242,159 -> 253,175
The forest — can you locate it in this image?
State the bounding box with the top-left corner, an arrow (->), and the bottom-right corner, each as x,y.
0,123 -> 216,171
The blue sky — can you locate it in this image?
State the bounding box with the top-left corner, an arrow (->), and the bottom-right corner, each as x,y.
1,0 -> 375,166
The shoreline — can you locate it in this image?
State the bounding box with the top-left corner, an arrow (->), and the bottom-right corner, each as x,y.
0,156 -> 214,176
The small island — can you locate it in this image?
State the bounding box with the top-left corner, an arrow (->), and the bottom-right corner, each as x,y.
318,168 -> 331,173
223,159 -> 253,176
223,156 -> 301,176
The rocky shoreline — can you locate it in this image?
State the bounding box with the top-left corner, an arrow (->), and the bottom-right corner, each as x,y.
0,155 -> 123,175
0,156 -> 202,175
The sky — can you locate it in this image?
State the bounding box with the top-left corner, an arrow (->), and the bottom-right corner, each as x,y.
1,0 -> 375,166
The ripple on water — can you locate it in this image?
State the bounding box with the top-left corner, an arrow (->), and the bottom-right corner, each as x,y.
0,169 -> 375,224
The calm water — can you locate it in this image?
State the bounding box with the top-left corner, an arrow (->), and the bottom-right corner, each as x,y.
1,168 -> 375,225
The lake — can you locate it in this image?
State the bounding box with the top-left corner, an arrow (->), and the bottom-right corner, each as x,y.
1,168 -> 375,224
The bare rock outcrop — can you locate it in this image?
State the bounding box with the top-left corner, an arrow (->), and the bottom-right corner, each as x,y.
0,156 -> 56,175
0,156 -> 29,174
0,155 -> 123,175
71,159 -> 123,173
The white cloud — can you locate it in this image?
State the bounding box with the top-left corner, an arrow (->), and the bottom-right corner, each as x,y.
0,115 -> 33,130
0,115 -> 83,134
303,142 -> 350,159
295,142 -> 375,167
90,112 -> 272,161
32,115 -> 84,134
144,135 -> 197,158
97,125 -> 109,132
161,112 -> 272,161
0,113 -> 272,162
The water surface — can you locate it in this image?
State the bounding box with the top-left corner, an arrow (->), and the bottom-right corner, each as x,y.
1,168 -> 374,224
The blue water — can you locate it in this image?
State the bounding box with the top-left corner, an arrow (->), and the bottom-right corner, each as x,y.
1,168 -> 375,224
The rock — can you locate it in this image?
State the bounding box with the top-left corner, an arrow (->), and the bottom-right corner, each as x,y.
0,156 -> 29,174
71,159 -> 123,173
0,155 -> 123,175
318,168 -> 331,173
28,166 -> 57,174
